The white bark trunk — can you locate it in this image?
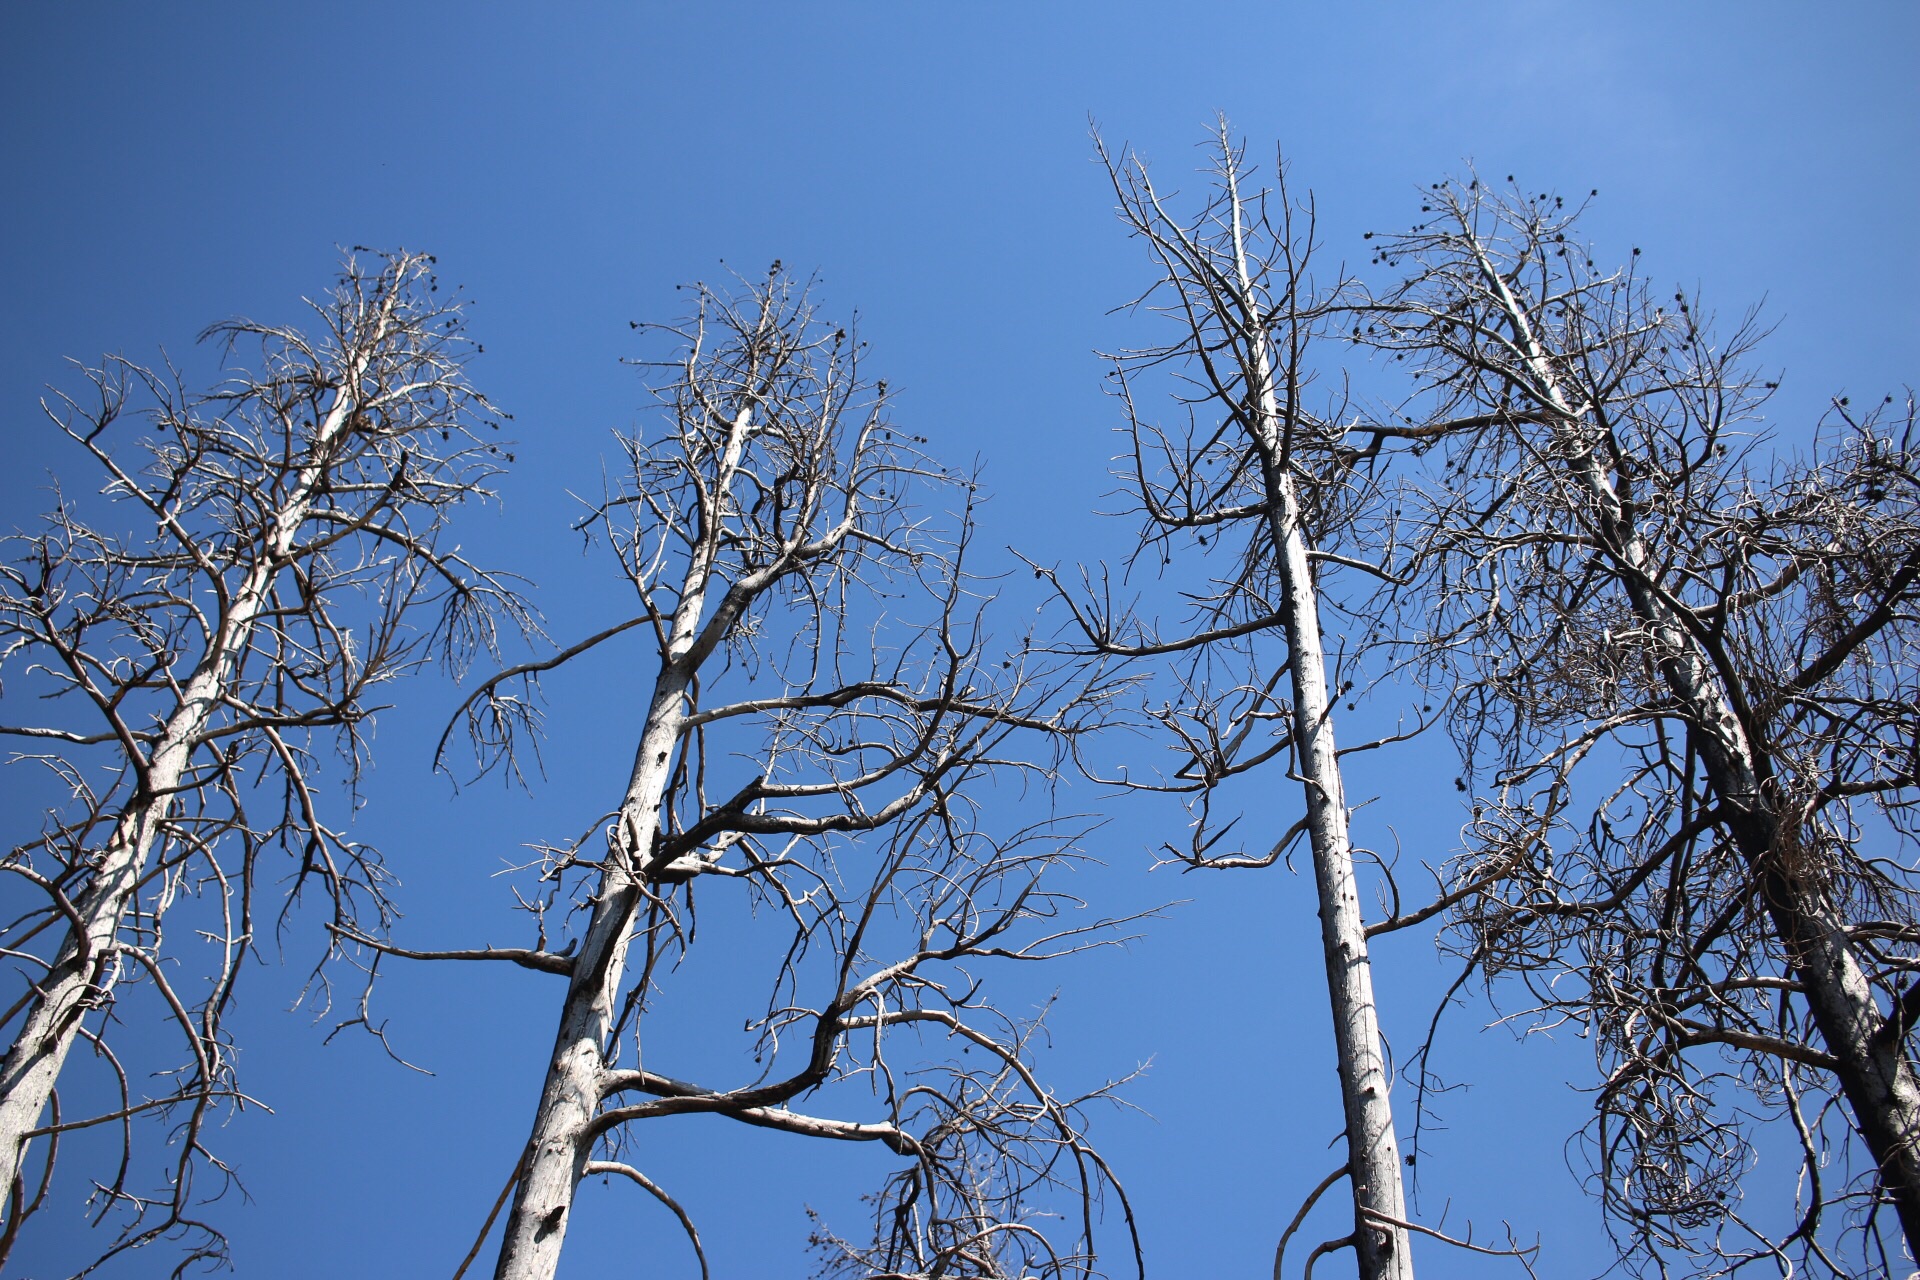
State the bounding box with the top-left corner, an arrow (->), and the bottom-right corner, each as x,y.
1289,536 -> 1413,1273
0,345 -> 386,1206
491,407 -> 754,1280
1618,510 -> 1920,1250
1480,253 -> 1920,1250
486,692 -> 678,1280
1262,469 -> 1413,1279
1229,201 -> 1411,1275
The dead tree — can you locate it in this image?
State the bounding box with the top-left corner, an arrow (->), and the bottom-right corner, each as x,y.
1055,127 -> 1435,1280
342,268 -> 1140,1280
1372,179 -> 1920,1276
0,251 -> 523,1273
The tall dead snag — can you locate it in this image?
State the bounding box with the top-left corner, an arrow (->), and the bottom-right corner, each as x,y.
0,252 -> 521,1272
1064,129 -> 1429,1280
355,268 -> 1138,1280
1376,180 -> 1920,1275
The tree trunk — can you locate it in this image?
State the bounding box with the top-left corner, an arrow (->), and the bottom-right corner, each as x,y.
0,366 -> 379,1209
1632,567 -> 1920,1248
1482,250 -> 1920,1253
1745,816 -> 1920,1248
1642,570 -> 1920,1247
1263,462 -> 1413,1280
1236,248 -> 1412,1273
491,405 -> 752,1280
0,795 -> 167,1200
488,698 -> 677,1280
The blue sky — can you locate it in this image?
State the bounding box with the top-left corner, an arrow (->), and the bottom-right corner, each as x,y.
2,5 -> 1916,1277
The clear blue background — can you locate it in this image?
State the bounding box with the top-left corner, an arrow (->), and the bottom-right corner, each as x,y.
2,5 -> 1915,1277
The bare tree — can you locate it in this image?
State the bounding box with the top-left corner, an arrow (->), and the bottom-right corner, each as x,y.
1051,127 -> 1448,1280
1372,178 -> 1920,1276
0,251 -> 523,1273
338,268 -> 1140,1280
